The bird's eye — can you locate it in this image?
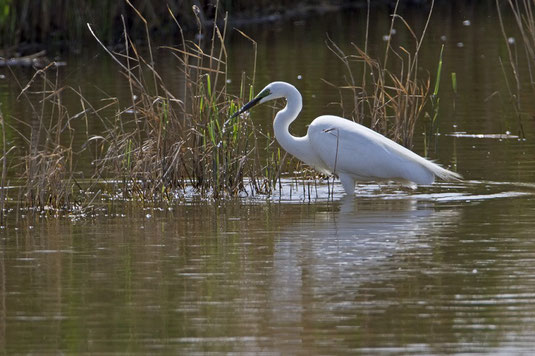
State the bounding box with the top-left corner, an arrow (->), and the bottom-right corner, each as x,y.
259,89 -> 271,98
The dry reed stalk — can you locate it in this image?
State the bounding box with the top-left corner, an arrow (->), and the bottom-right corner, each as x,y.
0,106 -> 7,225
88,1 -> 277,200
1,62 -> 93,209
324,0 -> 433,149
20,67 -> 77,207
497,0 -> 532,138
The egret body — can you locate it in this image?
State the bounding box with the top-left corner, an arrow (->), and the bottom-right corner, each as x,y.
231,81 -> 461,195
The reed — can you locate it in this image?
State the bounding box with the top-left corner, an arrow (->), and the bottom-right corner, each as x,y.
3,63 -> 89,209
496,0 -> 533,138
0,2 -> 289,212
424,44 -> 444,154
87,2 -> 279,200
324,0 -> 433,149
0,105 -> 7,225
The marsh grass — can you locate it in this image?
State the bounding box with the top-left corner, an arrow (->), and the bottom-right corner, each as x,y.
0,2 -> 299,214
5,65 -> 77,208
323,0 -> 433,149
496,0 -> 532,138
0,106 -> 8,224
87,2 -> 284,200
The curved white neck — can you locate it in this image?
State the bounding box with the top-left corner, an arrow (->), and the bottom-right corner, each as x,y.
272,85 -> 313,164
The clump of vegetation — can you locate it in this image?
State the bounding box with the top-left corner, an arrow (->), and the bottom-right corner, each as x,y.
88,3 -> 285,200
323,0 -> 434,149
3,64 -> 82,209
0,2 -> 287,214
496,0 -> 534,138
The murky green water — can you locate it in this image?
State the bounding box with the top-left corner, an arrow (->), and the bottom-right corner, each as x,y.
2,3 -> 535,354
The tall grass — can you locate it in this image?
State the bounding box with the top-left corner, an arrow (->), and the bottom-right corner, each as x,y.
3,67 -> 85,214
2,64 -> 105,214
11,64 -> 87,208
496,0 -> 535,138
0,2 -> 290,212
323,0 -> 433,149
0,105 -> 7,224
87,3 -> 279,200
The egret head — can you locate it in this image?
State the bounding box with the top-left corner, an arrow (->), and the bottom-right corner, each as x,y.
230,82 -> 287,119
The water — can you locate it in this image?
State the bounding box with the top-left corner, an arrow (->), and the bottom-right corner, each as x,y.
2,191 -> 535,353
2,3 -> 535,354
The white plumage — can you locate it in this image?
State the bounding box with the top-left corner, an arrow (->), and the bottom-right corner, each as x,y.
231,81 -> 461,195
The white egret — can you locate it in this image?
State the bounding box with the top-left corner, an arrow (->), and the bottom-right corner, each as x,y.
231,81 -> 461,195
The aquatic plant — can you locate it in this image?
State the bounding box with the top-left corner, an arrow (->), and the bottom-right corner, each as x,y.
0,105 -> 7,224
324,0 -> 434,150
14,65 -> 84,208
0,1 -> 314,211
496,0 -> 531,138
87,2 -> 281,200
424,44 -> 444,155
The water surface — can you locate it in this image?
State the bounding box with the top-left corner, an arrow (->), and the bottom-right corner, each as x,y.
2,186 -> 535,353
2,2 -> 535,354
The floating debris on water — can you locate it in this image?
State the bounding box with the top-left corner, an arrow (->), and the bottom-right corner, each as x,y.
445,132 -> 519,139
0,50 -> 67,68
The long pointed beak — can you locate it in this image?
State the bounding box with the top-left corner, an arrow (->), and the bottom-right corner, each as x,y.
230,96 -> 262,119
